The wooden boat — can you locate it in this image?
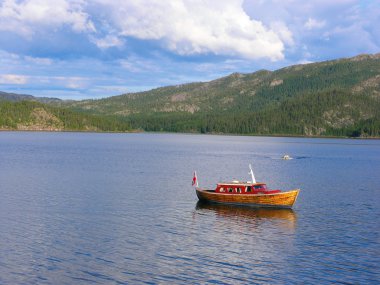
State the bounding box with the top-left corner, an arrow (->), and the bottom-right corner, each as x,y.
193,165 -> 300,208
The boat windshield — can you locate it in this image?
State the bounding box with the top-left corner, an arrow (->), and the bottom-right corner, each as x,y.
254,184 -> 267,190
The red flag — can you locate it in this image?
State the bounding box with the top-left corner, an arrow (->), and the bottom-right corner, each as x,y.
192,171 -> 197,186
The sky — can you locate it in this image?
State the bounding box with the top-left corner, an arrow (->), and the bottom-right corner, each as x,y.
0,0 -> 379,100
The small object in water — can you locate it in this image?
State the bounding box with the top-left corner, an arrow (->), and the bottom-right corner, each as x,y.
282,154 -> 292,160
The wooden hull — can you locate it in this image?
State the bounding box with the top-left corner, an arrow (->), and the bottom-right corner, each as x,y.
196,188 -> 300,208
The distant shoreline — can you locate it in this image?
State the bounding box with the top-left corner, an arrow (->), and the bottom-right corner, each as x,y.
1,129 -> 379,140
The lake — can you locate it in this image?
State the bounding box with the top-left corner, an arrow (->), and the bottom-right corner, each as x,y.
0,132 -> 379,284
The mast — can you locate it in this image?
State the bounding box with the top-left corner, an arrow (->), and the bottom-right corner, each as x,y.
249,164 -> 256,183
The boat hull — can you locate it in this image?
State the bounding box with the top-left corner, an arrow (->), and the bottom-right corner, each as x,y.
196,188 -> 300,208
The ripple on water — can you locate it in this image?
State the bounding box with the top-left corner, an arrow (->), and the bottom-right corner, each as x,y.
1,133 -> 379,284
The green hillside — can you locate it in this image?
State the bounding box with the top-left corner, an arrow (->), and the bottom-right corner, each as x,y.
62,53 -> 380,137
1,53 -> 379,137
0,91 -> 62,103
0,100 -> 130,132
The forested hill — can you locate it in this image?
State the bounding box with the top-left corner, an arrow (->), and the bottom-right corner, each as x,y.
0,91 -> 62,103
1,53 -> 380,137
63,53 -> 380,137
0,100 -> 130,132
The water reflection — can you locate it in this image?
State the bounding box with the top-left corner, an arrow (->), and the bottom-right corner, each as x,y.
195,201 -> 297,229
3,133 -> 378,284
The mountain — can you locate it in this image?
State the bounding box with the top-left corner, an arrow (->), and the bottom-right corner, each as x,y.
1,53 -> 379,137
62,53 -> 380,137
0,91 -> 62,104
0,100 -> 130,132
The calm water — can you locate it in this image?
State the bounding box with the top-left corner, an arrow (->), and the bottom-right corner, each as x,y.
1,132 -> 379,284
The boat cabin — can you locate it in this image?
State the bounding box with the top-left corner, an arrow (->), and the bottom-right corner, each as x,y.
215,182 -> 281,195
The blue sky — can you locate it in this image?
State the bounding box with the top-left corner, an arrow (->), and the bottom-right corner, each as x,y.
0,0 -> 379,100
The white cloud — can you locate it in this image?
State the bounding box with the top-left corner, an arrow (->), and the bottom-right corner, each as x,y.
0,0 -> 293,60
91,35 -> 123,49
304,18 -> 326,30
0,71 -> 89,89
244,0 -> 380,59
0,74 -> 28,84
2,0 -> 379,101
93,0 -> 288,60
89,85 -> 129,96
47,76 -> 89,89
24,56 -> 53,65
0,0 -> 95,36
119,57 -> 162,73
270,21 -> 294,46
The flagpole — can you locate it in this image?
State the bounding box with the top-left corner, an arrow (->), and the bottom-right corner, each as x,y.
192,171 -> 199,187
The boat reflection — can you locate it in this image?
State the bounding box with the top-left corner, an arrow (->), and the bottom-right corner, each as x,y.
195,201 -> 297,229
